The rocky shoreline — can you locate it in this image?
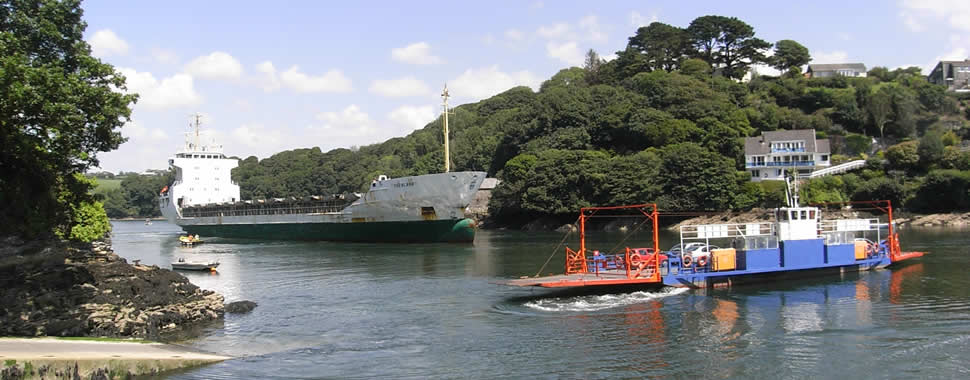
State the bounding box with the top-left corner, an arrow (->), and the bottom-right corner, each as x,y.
0,237 -> 224,340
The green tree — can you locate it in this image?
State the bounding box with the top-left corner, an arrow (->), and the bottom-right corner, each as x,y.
622,22 -> 689,72
656,143 -> 740,210
582,49 -> 605,84
771,39 -> 811,72
685,15 -> 771,80
1,0 -> 136,238
867,87 -> 893,137
918,129 -> 945,168
885,140 -> 920,172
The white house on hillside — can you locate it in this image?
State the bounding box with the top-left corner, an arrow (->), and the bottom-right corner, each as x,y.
745,129 -> 831,182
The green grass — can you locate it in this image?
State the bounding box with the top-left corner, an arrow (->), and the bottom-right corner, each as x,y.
3,359 -> 15,367
92,178 -> 123,195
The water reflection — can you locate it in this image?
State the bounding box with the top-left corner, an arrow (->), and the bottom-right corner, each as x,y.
100,221 -> 970,379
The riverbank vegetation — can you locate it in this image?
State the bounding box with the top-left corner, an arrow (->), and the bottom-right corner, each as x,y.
217,16 -> 968,227
1,0 -> 136,241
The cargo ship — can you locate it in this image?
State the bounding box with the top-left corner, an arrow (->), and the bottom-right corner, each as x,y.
501,175 -> 924,289
159,88 -> 487,243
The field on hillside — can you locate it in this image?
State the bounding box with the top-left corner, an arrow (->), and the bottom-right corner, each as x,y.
92,178 -> 123,194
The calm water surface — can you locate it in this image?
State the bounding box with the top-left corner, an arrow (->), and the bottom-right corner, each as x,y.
110,221 -> 970,379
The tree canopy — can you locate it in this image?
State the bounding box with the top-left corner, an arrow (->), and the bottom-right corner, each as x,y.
1,0 -> 136,239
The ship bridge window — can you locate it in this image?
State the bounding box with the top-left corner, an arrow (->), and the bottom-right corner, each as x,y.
800,210 -> 807,219
809,210 -> 816,219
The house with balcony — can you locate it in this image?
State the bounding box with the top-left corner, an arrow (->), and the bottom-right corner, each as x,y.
744,129 -> 831,182
806,63 -> 867,78
927,59 -> 970,92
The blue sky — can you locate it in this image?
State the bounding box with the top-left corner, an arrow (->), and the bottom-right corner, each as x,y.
84,0 -> 970,173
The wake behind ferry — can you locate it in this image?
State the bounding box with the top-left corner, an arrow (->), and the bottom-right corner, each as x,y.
159,88 -> 487,243
502,175 -> 924,289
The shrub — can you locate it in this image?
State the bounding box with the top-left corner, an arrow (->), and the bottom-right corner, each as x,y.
67,201 -> 111,242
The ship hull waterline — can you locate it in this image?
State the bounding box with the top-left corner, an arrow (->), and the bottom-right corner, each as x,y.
178,218 -> 478,243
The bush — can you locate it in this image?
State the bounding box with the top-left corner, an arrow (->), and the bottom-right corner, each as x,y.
67,201 -> 111,242
885,140 -> 920,172
908,170 -> 970,212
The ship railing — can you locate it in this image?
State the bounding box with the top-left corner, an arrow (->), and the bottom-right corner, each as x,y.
580,247 -> 662,281
182,199 -> 352,218
678,222 -> 777,250
819,218 -> 887,245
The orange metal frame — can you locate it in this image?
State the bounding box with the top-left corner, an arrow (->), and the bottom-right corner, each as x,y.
565,204 -> 662,282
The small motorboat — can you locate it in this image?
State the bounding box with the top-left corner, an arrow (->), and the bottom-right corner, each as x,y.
179,235 -> 204,246
172,257 -> 219,271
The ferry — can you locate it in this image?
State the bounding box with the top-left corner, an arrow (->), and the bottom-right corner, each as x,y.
159,87 -> 487,243
501,176 -> 925,289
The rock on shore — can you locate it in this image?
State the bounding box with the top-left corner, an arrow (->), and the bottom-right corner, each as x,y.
0,237 -> 224,339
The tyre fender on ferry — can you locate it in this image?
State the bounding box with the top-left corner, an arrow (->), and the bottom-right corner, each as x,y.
630,253 -> 642,266
697,255 -> 708,267
682,254 -> 692,267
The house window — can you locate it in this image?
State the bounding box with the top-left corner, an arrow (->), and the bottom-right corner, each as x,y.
752,170 -> 760,178
776,169 -> 782,176
821,155 -> 828,161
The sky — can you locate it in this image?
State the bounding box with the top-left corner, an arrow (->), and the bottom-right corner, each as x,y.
83,0 -> 970,173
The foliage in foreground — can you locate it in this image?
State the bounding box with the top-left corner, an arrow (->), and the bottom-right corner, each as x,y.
1,0 -> 136,239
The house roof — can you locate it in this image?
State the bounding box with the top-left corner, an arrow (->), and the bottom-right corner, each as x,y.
480,178 -> 500,190
807,63 -> 867,72
744,129 -> 831,155
939,59 -> 970,65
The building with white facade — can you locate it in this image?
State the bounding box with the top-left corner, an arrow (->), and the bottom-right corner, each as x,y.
744,129 -> 831,182
806,63 -> 867,78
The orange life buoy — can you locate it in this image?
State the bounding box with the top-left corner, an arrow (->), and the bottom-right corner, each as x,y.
697,255 -> 708,267
682,254 -> 692,267
630,253 -> 642,266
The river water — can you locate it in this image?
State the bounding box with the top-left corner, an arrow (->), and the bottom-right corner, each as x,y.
110,220 -> 969,379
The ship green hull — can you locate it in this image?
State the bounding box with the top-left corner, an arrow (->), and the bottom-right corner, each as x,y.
179,218 -> 477,243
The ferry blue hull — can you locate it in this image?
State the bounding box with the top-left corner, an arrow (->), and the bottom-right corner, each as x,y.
659,239 -> 891,288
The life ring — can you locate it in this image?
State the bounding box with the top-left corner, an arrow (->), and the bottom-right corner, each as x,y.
697,255 -> 708,267
682,254 -> 692,267
630,253 -> 642,266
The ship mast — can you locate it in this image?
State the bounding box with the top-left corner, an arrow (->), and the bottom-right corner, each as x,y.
192,113 -> 202,152
441,85 -> 450,173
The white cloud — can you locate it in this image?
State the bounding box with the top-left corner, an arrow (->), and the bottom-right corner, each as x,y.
630,11 -> 658,28
899,0 -> 970,32
811,50 -> 850,64
117,67 -> 202,110
150,48 -> 179,65
388,105 -> 435,130
255,61 -> 281,92
89,29 -> 129,57
505,28 -> 525,42
184,51 -> 244,80
546,41 -> 585,66
391,42 -> 444,65
481,34 -> 496,45
230,124 -> 283,151
279,66 -> 353,93
537,23 -> 570,39
315,105 -> 373,129
369,77 -> 431,97
602,53 -> 618,62
121,121 -> 150,140
578,15 -> 607,43
530,1 -> 544,9
450,65 -> 540,100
